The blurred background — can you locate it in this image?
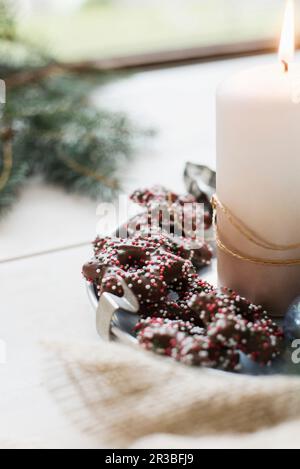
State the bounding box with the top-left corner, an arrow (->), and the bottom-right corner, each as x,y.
1,0 -> 300,220
1,0 -> 300,225
1,0 -> 300,450
12,0 -> 299,61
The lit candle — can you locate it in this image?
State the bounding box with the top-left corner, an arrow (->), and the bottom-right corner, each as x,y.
216,0 -> 300,317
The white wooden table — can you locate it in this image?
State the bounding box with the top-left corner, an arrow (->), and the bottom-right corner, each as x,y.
0,54 -> 277,449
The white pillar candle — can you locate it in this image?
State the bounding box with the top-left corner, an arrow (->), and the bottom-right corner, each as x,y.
216,0 -> 300,317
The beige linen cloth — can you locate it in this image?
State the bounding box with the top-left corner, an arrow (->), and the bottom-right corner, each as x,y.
44,340 -> 300,449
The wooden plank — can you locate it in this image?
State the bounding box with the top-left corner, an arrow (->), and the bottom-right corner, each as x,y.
0,245 -> 99,448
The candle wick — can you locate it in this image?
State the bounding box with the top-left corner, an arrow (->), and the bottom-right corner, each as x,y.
282,60 -> 289,73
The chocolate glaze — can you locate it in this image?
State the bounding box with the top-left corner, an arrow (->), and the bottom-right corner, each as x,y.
135,317 -> 240,371
83,233 -> 197,307
130,186 -> 213,237
83,186 -> 284,371
189,288 -> 284,365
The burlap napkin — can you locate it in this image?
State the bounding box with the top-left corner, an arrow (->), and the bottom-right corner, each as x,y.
45,340 -> 300,448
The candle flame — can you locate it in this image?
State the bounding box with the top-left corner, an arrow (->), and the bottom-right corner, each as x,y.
279,0 -> 295,72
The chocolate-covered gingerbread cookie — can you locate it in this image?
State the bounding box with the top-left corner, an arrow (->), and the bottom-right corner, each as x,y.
178,334 -> 241,371
124,214 -> 213,270
130,186 -> 212,236
135,318 -> 204,356
135,317 -> 240,371
83,233 -> 196,309
189,289 -> 284,365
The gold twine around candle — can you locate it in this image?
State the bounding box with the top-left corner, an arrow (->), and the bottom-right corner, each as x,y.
212,194 -> 300,266
212,194 -> 300,251
215,232 -> 300,266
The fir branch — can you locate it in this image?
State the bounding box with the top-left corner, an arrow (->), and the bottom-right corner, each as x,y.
2,74 -> 141,205
0,1 -> 149,215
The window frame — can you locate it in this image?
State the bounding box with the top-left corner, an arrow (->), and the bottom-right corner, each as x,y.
71,38 -> 299,72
